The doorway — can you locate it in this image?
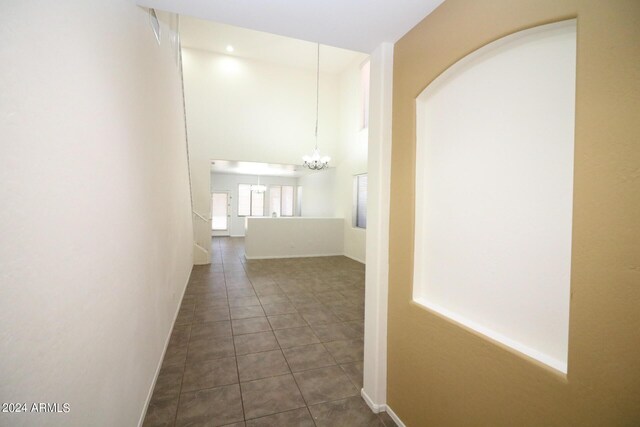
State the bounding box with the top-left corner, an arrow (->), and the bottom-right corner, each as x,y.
211,191 -> 230,236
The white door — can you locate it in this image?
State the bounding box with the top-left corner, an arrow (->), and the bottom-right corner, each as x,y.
211,192 -> 230,236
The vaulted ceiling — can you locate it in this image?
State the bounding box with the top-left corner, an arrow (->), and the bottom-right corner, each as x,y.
136,0 -> 445,53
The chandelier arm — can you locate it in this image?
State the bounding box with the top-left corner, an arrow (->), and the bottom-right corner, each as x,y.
315,42 -> 320,149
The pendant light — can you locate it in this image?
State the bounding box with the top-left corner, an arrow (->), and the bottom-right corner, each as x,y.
302,43 -> 331,170
250,175 -> 266,193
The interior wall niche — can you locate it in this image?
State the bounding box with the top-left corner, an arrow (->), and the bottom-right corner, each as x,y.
413,20 -> 576,373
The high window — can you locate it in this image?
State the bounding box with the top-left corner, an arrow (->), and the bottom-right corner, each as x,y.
238,184 -> 264,217
354,174 -> 367,228
269,185 -> 295,217
360,60 -> 371,130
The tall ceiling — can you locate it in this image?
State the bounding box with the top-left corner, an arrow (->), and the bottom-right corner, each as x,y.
211,160 -> 314,178
136,0 -> 446,53
181,17 -> 368,75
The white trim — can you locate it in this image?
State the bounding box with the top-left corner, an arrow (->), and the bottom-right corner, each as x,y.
414,297 -> 568,374
361,388 -> 385,413
385,405 -> 407,427
362,41 -> 393,413
362,389 -> 407,427
137,274 -> 190,427
244,253 -> 344,260
343,253 -> 366,264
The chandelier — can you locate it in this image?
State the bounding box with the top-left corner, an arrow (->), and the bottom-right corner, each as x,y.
303,43 -> 331,170
250,176 -> 266,193
250,184 -> 266,193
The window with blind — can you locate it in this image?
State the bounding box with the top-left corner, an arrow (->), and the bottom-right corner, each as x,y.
355,174 -> 367,228
238,184 -> 264,217
281,186 -> 294,216
269,186 -> 281,217
269,185 -> 295,217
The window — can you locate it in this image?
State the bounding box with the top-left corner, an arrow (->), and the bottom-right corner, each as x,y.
360,60 -> 370,130
354,174 -> 367,228
269,185 -> 295,217
238,184 -> 264,217
211,192 -> 229,230
251,191 -> 264,216
269,186 -> 281,217
281,186 -> 294,216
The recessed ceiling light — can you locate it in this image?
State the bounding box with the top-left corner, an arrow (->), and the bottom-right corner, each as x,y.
226,45 -> 234,53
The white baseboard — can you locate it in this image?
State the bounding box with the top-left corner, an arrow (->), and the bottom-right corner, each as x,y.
361,389 -> 406,427
245,253 -> 344,260
244,252 -> 367,264
344,253 -> 366,264
137,273 -> 190,427
361,388 -> 385,413
385,405 -> 407,427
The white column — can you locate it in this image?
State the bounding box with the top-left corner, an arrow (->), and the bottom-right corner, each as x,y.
362,42 -> 393,411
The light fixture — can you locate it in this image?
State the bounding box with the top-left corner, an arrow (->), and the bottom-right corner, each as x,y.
250,176 -> 266,193
302,43 -> 331,170
226,45 -> 234,53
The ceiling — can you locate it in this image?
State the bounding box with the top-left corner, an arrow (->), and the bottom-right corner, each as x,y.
136,0 -> 446,53
181,17 -> 367,74
211,160 -> 317,178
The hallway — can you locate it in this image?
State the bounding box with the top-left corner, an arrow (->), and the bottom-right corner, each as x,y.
144,237 -> 395,426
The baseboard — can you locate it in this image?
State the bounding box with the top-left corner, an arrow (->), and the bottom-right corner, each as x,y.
361,389 -> 406,427
137,272 -> 190,427
385,405 -> 407,427
244,253 -> 344,260
244,252 -> 367,263
361,388 -> 385,413
344,253 -> 366,264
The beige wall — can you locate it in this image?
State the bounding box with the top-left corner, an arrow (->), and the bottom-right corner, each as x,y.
388,0 -> 640,425
0,3 -> 193,426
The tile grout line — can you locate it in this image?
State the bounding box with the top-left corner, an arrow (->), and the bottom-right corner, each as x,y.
222,239 -> 248,425
170,236 -> 217,427
158,237 -> 367,426
241,245 -> 320,427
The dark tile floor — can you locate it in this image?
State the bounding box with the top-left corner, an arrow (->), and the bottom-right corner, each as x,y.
144,237 -> 396,427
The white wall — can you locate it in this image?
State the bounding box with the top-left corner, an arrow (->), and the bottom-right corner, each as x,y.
184,48 -> 340,259
413,21 -> 576,373
335,58 -> 369,263
183,48 -> 340,166
211,173 -> 299,237
362,42 -> 393,413
245,218 -> 344,259
0,3 -> 193,427
298,168 -> 338,217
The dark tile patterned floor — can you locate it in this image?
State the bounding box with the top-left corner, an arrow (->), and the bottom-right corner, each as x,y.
144,237 -> 396,427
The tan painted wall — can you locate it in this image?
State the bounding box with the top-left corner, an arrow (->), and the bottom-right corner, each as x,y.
388,1 -> 640,425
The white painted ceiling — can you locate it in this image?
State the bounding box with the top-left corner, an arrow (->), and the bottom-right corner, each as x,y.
181,18 -> 367,74
211,160 -> 317,178
136,0 -> 445,53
